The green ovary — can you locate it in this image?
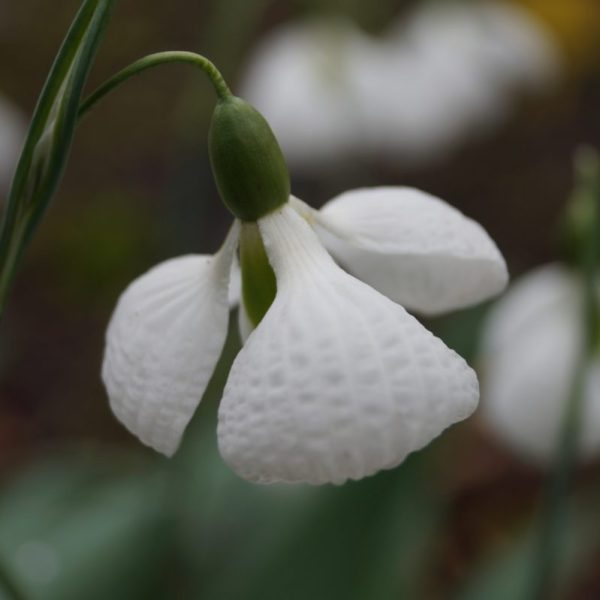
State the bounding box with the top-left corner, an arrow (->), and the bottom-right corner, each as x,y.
239,222 -> 277,327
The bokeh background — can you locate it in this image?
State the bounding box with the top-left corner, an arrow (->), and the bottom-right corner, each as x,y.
1,0 -> 600,598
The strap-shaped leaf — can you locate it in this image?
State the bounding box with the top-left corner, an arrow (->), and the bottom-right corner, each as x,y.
0,0 -> 114,314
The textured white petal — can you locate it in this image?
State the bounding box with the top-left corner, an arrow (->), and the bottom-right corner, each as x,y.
102,222 -> 240,456
311,187 -> 508,315
218,205 -> 478,485
481,265 -> 600,463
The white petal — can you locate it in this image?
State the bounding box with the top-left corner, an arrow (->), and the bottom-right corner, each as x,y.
102,222 -> 240,456
217,205 -> 478,485
310,187 -> 508,315
481,265 -> 600,463
228,256 -> 241,308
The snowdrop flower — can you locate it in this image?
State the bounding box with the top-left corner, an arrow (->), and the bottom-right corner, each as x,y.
481,264 -> 600,464
102,94 -> 508,485
0,94 -> 26,195
241,1 -> 559,169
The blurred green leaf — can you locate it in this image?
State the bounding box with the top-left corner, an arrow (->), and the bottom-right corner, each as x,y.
0,0 -> 114,315
0,449 -> 174,600
177,419 -> 443,600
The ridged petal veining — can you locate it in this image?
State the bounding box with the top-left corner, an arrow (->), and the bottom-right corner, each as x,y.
103,223 -> 239,456
311,187 -> 508,315
218,206 -> 478,484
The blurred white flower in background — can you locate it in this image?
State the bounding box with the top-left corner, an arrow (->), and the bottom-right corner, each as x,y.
480,264 -> 600,464
240,18 -> 364,168
102,187 -> 507,485
240,0 -> 559,169
0,94 -> 26,195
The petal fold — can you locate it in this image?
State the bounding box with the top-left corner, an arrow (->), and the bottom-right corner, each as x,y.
217,206 -> 478,484
310,187 -> 508,315
102,222 -> 240,456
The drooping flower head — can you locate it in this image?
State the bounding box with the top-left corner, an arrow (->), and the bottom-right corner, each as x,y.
102,91 -> 508,484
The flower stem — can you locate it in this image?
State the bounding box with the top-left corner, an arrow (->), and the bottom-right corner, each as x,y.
78,51 -> 231,119
529,148 -> 600,599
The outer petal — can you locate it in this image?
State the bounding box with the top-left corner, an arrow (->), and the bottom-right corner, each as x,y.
307,187 -> 508,315
481,265 -> 600,464
102,222 -> 240,456
217,205 -> 478,485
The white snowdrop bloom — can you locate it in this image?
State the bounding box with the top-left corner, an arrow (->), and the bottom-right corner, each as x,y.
0,94 -> 26,195
103,186 -> 507,484
240,1 -> 559,168
481,264 -> 600,464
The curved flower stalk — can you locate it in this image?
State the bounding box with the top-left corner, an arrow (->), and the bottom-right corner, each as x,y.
0,95 -> 26,196
481,263 -> 600,464
103,185 -> 508,484
240,1 -> 559,169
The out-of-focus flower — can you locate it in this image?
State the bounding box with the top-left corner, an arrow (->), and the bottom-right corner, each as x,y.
0,94 -> 26,195
240,19 -> 364,167
241,1 -> 559,169
480,264 -> 600,464
102,187 -> 507,485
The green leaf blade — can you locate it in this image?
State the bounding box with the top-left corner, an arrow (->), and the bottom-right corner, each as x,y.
0,0 -> 115,315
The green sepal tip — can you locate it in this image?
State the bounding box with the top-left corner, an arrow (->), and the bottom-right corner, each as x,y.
209,96 -> 290,222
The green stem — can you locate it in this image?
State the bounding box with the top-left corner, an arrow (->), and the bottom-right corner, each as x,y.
529,357 -> 587,599
0,556 -> 27,600
78,51 -> 231,119
529,149 -> 600,599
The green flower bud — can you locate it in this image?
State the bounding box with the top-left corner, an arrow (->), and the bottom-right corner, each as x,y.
209,96 -> 290,221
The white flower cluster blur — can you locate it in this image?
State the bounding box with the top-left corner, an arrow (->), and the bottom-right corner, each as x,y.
241,1 -> 559,169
